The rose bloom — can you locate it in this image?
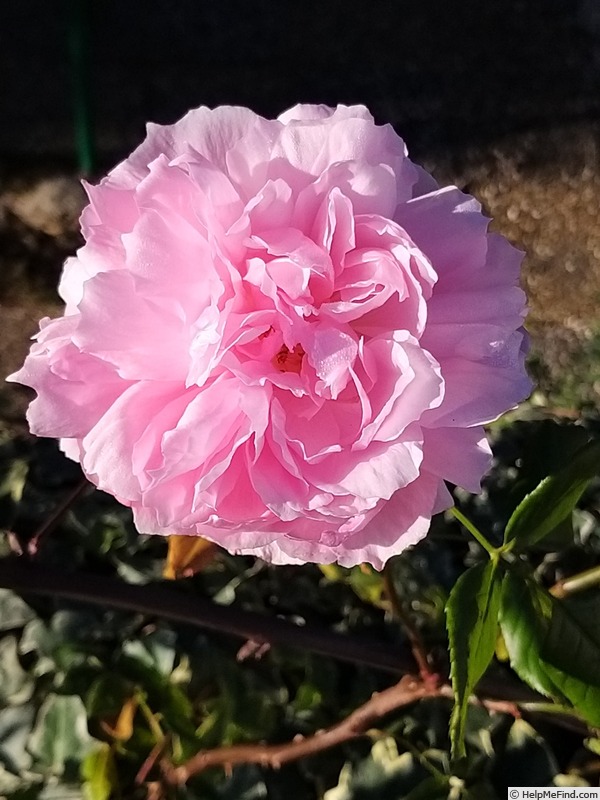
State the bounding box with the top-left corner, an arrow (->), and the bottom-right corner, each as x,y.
9,105 -> 530,568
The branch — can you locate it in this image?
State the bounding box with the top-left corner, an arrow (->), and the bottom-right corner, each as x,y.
160,679 -> 591,785
27,478 -> 89,555
162,674 -> 435,783
0,557 -> 590,740
0,556 -> 413,675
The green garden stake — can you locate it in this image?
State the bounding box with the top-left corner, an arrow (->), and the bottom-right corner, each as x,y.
67,0 -> 95,176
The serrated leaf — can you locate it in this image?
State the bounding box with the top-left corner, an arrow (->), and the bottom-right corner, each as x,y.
28,694 -> 92,777
19,611 -> 97,677
164,535 -> 217,579
503,439 -> 600,550
498,572 -> 560,698
499,572 -> 600,725
0,589 -> 36,631
542,594 -> 600,687
446,561 -> 502,759
82,742 -> 117,800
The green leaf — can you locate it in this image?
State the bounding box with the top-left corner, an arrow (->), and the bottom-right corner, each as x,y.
403,776 -> 450,800
323,738 -> 444,800
82,742 -> 117,800
38,785 -> 85,799
541,593 -> 600,687
0,705 -> 35,774
19,611 -> 101,679
293,681 -> 323,713
122,628 -> 176,676
490,719 -> 559,793
503,439 -> 600,550
0,590 -> 36,631
0,763 -> 28,795
319,563 -> 388,609
498,572 -> 559,698
585,736 -> 600,756
216,765 -> 268,800
499,572 -> 600,725
0,459 -> 28,504
446,561 -> 502,759
86,673 -> 132,720
347,565 -> 387,608
0,636 -> 34,705
28,694 -> 92,778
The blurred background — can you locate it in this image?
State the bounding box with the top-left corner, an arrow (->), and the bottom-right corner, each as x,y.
1,0 -> 600,425
1,4 -> 600,796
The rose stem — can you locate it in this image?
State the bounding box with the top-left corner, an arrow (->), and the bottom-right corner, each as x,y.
27,477 -> 89,556
0,556 -> 412,675
383,562 -> 436,684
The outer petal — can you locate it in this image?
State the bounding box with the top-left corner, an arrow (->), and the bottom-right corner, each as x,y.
422,337 -> 530,427
211,470 -> 443,570
422,426 -> 492,492
109,106 -> 274,186
277,104 -> 375,124
7,317 -> 130,438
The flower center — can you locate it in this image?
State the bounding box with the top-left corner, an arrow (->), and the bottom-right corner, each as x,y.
272,343 -> 305,374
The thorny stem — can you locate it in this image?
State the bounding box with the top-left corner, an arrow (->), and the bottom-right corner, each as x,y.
159,680 -> 590,786
161,675 -> 436,783
135,738 -> 171,786
27,477 -> 89,555
0,556 -> 414,675
0,556 -> 591,787
383,562 -> 435,684
0,558 -> 588,718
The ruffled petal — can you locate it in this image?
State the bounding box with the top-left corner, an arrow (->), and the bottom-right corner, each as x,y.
11,103 -> 530,569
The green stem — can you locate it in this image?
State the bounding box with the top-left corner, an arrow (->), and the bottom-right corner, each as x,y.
518,701 -> 585,720
67,0 -> 95,176
450,507 -> 497,557
550,565 -> 600,599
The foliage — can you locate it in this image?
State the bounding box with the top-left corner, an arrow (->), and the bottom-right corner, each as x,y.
0,411 -> 599,798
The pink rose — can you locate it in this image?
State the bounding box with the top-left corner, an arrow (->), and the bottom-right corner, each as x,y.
9,105 -> 530,568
